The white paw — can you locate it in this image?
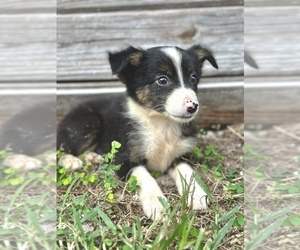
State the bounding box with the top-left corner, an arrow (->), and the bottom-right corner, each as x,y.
140,192 -> 168,221
43,152 -> 56,165
84,152 -> 104,165
189,183 -> 209,210
2,154 -> 42,170
58,154 -> 83,170
168,163 -> 210,211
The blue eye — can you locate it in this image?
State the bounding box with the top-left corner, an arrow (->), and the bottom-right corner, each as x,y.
157,76 -> 169,86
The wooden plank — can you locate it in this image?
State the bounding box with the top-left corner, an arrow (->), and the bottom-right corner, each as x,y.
58,0 -> 243,13
0,14 -> 56,81
0,95 -> 55,127
245,0 -> 299,7
0,0 -> 55,13
245,7 -> 300,77
57,76 -> 244,89
57,7 -> 244,81
56,78 -> 244,128
245,77 -> 300,124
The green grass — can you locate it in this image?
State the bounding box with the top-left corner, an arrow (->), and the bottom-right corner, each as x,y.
0,127 -> 244,249
244,144 -> 300,249
57,140 -> 244,249
0,151 -> 56,249
57,175 -> 242,250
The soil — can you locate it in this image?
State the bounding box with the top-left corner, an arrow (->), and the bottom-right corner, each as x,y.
245,123 -> 300,249
58,123 -> 244,249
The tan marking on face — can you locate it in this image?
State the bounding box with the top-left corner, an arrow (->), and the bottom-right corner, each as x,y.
159,65 -> 173,76
136,86 -> 150,103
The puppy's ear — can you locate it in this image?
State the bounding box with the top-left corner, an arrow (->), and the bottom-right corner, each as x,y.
188,45 -> 218,69
108,46 -> 143,75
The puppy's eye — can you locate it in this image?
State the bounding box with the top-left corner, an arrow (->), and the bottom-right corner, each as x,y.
190,74 -> 197,83
156,77 -> 169,86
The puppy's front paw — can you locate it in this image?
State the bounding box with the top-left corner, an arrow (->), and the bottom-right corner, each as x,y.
2,154 -> 42,170
84,152 -> 104,165
140,191 -> 168,221
58,154 -> 83,170
189,184 -> 209,210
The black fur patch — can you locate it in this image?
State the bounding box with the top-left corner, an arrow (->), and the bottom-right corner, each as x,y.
56,45 -> 218,178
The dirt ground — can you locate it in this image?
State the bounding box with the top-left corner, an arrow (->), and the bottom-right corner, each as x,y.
58,123 -> 244,249
245,123 -> 300,249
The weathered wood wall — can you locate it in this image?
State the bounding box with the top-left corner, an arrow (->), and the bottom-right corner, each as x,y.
245,1 -> 300,124
1,0 -> 299,127
57,6 -> 243,81
55,0 -> 245,127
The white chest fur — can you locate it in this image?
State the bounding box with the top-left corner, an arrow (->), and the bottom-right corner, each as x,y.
127,99 -> 196,172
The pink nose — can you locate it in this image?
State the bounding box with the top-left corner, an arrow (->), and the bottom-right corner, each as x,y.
185,100 -> 199,114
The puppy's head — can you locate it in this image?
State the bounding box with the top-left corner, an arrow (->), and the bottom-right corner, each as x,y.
109,45 -> 218,123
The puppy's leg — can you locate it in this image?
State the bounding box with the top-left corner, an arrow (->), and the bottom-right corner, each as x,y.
168,162 -> 209,210
131,166 -> 167,220
57,104 -> 102,156
57,104 -> 103,170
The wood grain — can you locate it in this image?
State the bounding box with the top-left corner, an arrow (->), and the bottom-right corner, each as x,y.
0,0 -> 55,13
245,7 -> 300,77
57,7 -> 244,81
246,0 -> 299,7
0,14 -> 56,81
58,0 -> 243,13
56,76 -> 244,128
57,92 -> 244,128
245,78 -> 300,124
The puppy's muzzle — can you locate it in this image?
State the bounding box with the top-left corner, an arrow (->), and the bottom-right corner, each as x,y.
185,100 -> 199,114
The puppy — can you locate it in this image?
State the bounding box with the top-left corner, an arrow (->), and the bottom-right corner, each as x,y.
57,45 -> 218,220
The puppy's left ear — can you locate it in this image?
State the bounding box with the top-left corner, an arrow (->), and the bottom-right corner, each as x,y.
188,45 -> 218,69
108,46 -> 143,75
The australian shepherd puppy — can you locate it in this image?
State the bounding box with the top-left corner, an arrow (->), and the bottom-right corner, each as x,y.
57,45 -> 218,220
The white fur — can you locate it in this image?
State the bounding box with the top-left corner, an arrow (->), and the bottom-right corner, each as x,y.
131,166 -> 167,220
58,152 -> 103,170
58,154 -> 83,170
161,47 -> 184,87
84,152 -> 104,165
2,154 -> 42,170
127,98 -> 196,173
165,88 -> 199,123
168,162 -> 208,210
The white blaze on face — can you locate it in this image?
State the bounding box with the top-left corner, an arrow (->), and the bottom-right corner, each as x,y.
161,47 -> 185,87
161,47 -> 199,123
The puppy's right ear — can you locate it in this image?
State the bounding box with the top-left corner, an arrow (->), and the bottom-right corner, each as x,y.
108,46 -> 143,75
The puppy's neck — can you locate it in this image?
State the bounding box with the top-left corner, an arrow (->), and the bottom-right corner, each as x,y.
126,97 -> 175,124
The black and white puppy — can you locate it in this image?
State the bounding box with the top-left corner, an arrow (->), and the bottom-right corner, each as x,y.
57,45 -> 218,220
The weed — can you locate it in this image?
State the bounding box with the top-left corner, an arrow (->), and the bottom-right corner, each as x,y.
0,151 -> 56,249
199,128 -> 208,136
127,176 -> 140,193
57,163 -> 99,187
244,145 -> 268,160
245,205 -> 295,250
225,181 -> 244,195
57,173 -> 241,249
99,141 -> 122,203
56,131 -> 243,249
193,145 -> 225,166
